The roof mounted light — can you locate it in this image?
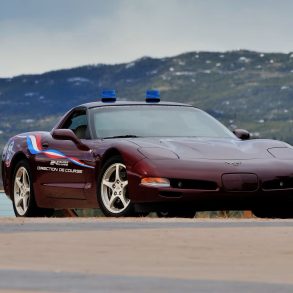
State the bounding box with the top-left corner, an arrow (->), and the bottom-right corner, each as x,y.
100,90 -> 117,102
145,90 -> 160,103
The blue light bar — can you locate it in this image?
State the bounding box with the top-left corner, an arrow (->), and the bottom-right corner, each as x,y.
100,90 -> 116,102
145,90 -> 160,103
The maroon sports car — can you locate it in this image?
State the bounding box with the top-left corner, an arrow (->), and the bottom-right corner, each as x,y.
2,92 -> 293,218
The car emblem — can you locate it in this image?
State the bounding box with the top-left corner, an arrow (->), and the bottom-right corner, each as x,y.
225,161 -> 242,167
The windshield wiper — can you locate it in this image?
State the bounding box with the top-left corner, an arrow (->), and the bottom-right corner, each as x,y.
102,135 -> 138,139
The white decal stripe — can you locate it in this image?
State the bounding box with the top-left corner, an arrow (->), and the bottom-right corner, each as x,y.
45,151 -> 64,158
29,135 -> 40,152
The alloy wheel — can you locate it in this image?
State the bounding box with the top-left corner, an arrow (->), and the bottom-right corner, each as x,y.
101,162 -> 130,214
14,166 -> 31,216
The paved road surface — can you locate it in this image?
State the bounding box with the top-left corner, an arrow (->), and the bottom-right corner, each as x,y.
0,218 -> 292,292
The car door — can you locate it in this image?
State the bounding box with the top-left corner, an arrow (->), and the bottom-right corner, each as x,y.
36,108 -> 95,200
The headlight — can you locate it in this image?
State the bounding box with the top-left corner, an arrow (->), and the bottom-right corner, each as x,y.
138,147 -> 178,160
267,147 -> 293,159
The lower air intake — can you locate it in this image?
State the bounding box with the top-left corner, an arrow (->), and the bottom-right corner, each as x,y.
262,177 -> 293,190
170,179 -> 218,191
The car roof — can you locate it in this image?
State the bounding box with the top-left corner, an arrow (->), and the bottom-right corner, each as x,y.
80,101 -> 194,109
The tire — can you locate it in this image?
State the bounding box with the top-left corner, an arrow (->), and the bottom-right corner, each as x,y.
12,160 -> 54,217
157,208 -> 196,218
252,208 -> 293,219
97,156 -> 134,217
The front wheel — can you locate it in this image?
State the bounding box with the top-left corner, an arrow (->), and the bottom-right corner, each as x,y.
12,160 -> 54,217
97,156 -> 134,217
252,208 -> 293,219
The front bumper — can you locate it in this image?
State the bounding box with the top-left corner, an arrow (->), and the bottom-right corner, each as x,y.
127,158 -> 293,210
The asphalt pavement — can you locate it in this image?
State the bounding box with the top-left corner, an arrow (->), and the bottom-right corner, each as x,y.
0,218 -> 292,292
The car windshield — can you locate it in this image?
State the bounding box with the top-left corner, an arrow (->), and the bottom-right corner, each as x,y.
90,105 -> 235,139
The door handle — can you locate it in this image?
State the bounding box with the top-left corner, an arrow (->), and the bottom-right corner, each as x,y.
42,142 -> 49,149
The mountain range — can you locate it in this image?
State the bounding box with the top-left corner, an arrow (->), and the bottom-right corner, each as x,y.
1,50 -> 293,181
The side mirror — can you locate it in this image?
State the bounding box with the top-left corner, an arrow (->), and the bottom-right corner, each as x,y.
233,129 -> 250,140
52,129 -> 90,151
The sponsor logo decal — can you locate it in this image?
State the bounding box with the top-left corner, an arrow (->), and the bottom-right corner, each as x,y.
37,166 -> 83,174
50,160 -> 69,167
27,135 -> 94,169
225,161 -> 242,167
4,141 -> 15,167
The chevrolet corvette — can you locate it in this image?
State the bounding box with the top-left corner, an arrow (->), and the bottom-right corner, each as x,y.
2,90 -> 293,218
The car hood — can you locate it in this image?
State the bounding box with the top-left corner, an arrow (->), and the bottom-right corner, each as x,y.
128,137 -> 290,160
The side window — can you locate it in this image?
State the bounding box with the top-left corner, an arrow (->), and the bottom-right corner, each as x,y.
62,110 -> 89,139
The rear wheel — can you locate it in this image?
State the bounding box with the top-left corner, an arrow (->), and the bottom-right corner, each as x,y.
97,156 -> 134,217
12,160 -> 54,217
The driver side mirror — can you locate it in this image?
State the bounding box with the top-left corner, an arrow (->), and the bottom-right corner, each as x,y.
233,129 -> 250,140
52,129 -> 90,151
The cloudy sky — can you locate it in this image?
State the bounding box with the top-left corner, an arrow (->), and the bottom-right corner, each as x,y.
0,0 -> 292,77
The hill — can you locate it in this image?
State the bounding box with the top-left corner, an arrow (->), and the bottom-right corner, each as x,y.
1,50 -> 293,186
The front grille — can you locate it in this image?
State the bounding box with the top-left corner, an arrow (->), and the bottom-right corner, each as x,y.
170,179 -> 218,191
262,177 -> 293,190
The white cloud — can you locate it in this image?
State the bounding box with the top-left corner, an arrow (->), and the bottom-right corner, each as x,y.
0,0 -> 292,77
